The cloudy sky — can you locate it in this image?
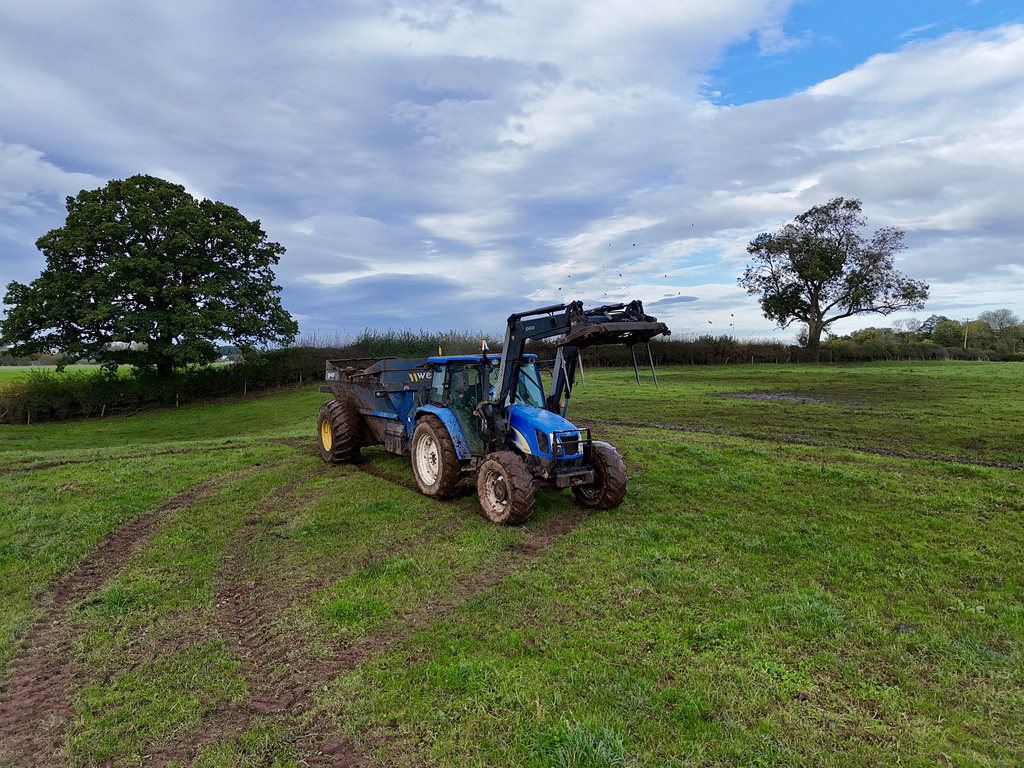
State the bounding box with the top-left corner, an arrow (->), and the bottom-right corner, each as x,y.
2,0 -> 1022,342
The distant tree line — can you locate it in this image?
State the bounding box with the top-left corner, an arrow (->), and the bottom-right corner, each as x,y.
0,347 -> 323,425
823,309 -> 1023,362
4,319 -> 1021,424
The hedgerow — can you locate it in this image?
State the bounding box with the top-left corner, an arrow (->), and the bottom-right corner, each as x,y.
2,331 -> 1016,424
0,348 -> 331,425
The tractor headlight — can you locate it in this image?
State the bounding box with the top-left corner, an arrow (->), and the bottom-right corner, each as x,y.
535,429 -> 551,456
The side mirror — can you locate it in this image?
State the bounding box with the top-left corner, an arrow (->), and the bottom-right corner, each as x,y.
452,371 -> 469,393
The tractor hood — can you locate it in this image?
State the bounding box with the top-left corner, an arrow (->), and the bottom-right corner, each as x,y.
506,403 -> 583,459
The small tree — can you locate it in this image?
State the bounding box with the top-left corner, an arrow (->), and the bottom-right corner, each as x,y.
1,175 -> 298,376
892,318 -> 922,340
977,310 -> 1024,355
976,309 -> 1021,336
920,314 -> 951,337
739,197 -> 929,357
965,320 -> 995,351
932,320 -> 965,348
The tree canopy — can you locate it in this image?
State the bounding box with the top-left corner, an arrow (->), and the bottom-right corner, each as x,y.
1,175 -> 298,375
932,320 -> 967,348
738,197 -> 929,354
976,309 -> 1021,334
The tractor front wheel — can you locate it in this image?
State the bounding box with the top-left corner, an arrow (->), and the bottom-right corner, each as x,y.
411,416 -> 461,498
318,399 -> 362,463
572,441 -> 627,509
476,451 -> 535,525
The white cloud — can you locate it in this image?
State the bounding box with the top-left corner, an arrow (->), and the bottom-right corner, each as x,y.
1,3 -> 1022,337
808,25 -> 1024,104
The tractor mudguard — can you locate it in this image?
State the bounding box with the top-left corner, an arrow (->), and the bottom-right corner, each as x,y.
415,405 -> 472,459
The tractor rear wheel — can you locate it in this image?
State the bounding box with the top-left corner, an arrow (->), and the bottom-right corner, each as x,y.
476,451 -> 535,525
318,399 -> 361,463
572,441 -> 627,509
411,416 -> 461,498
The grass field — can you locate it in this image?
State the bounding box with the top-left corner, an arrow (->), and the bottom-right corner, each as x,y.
0,364 -> 106,378
0,361 -> 1021,767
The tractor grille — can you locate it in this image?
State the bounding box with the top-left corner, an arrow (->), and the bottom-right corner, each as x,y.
553,430 -> 583,458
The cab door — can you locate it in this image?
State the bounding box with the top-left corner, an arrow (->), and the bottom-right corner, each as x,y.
446,362 -> 486,456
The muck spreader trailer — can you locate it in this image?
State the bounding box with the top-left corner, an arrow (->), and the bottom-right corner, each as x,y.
317,300 -> 669,524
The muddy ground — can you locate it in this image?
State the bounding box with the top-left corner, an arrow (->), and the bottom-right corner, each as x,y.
0,449 -> 585,767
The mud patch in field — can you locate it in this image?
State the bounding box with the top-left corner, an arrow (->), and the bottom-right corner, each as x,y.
268,436 -> 321,457
720,391 -> 826,403
719,391 -> 875,406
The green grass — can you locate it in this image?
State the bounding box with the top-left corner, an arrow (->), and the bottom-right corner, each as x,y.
0,364 -> 105,380
0,361 -> 1021,767
332,427 -> 1022,767
571,360 -> 1024,465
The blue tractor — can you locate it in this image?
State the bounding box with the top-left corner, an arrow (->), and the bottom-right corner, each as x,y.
317,300 -> 668,524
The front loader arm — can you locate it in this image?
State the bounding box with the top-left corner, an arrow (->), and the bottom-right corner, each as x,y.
494,299 -> 669,411
493,302 -> 575,408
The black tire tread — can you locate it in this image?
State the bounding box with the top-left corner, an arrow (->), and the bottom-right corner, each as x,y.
411,415 -> 462,499
318,399 -> 362,464
572,441 -> 627,509
476,451 -> 535,525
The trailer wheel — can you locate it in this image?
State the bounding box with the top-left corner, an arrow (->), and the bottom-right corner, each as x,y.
318,399 -> 361,463
411,416 -> 461,498
476,451 -> 535,525
572,441 -> 627,509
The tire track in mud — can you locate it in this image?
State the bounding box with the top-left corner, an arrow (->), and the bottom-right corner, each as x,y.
145,480 -> 587,767
0,469 -> 260,767
140,463 -> 353,766
0,440 -> 262,477
2,442 -> 586,766
352,455 -> 420,493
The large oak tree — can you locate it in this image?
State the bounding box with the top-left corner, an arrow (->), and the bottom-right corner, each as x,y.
739,197 -> 929,355
1,175 -> 298,376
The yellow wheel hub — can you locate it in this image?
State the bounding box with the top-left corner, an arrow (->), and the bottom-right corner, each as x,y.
320,419 -> 333,451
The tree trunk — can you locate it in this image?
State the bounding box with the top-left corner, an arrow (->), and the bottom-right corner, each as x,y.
155,332 -> 175,378
806,321 -> 825,362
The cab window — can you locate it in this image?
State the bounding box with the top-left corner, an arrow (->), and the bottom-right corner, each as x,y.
514,363 -> 546,408
429,365 -> 446,404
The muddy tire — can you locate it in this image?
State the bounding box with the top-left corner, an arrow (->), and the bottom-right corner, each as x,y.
318,399 -> 361,463
572,441 -> 627,509
476,451 -> 535,525
411,415 -> 461,498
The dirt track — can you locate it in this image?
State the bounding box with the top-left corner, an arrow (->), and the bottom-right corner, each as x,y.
0,457 -> 585,767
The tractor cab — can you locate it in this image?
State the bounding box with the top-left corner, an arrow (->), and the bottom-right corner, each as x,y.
424,354 -> 502,455
425,353 -> 546,407
423,353 -> 563,459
